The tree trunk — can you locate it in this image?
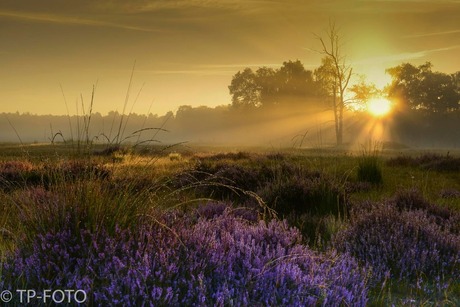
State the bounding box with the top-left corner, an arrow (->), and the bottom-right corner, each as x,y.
336,91 -> 345,146
337,100 -> 344,146
332,89 -> 340,146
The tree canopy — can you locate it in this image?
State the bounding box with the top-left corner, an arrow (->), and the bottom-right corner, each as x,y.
228,60 -> 322,109
386,62 -> 460,113
228,68 -> 261,108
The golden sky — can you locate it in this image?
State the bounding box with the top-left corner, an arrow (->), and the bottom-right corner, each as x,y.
1,0 -> 459,115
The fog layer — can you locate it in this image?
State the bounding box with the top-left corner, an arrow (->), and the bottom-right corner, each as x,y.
2,102 -> 460,149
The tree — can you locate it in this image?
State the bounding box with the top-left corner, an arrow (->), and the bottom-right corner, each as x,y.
228,68 -> 260,108
316,22 -> 353,146
255,67 -> 278,107
229,60 -> 320,109
276,60 -> 316,104
175,105 -> 193,120
452,71 -> 460,93
386,62 -> 459,113
314,57 -> 336,99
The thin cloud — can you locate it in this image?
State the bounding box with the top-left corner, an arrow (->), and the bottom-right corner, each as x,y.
139,69 -> 236,76
198,63 -> 281,69
139,62 -> 280,74
347,0 -> 460,14
95,0 -> 243,13
141,61 -> 318,76
361,0 -> 459,3
353,45 -> 460,65
0,10 -> 161,32
403,29 -> 460,38
139,64 -> 272,76
99,0 -> 296,15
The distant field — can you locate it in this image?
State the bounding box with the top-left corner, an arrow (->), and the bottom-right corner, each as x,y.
1,142 -> 459,305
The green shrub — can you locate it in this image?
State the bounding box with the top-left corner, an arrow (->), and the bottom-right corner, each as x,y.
357,155 -> 383,184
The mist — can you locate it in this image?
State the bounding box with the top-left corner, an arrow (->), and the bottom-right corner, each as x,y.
2,101 -> 460,150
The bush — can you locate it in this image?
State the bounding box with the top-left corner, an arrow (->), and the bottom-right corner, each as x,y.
0,160 -> 41,190
422,156 -> 460,172
176,157 -> 310,205
174,162 -> 261,203
440,188 -> 460,199
256,174 -> 347,245
2,204 -> 369,306
196,201 -> 259,222
94,145 -> 128,156
0,159 -> 110,191
258,175 -> 346,218
7,176 -> 153,243
334,199 -> 460,293
386,155 -> 414,167
387,153 -> 460,172
210,164 -> 260,198
391,189 -> 459,232
52,159 -> 111,181
357,156 -> 382,185
205,151 -> 252,161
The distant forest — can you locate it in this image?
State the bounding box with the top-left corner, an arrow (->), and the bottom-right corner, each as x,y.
1,60 -> 459,148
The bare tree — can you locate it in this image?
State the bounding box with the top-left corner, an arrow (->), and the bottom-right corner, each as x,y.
315,22 -> 353,146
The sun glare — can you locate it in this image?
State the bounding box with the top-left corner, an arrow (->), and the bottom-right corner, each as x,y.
367,97 -> 392,117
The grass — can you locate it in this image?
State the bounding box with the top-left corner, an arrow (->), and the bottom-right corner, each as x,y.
0,143 -> 459,305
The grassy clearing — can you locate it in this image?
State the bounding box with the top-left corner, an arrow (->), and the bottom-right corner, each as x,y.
0,143 -> 459,305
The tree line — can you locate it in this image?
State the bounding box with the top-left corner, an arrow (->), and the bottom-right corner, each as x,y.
229,60 -> 460,112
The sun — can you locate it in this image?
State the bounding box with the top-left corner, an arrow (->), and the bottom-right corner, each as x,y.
367,97 -> 392,117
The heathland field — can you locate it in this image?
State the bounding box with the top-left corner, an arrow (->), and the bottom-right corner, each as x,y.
0,143 -> 459,306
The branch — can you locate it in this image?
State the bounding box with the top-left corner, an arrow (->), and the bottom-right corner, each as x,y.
343,68 -> 353,91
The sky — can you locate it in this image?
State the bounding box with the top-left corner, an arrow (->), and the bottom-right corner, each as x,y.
1,0 -> 459,116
